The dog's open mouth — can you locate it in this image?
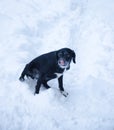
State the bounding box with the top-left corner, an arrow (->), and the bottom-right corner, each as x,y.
59,59 -> 65,66
58,59 -> 68,68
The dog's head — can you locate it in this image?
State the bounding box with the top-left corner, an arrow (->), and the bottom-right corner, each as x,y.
57,48 -> 76,69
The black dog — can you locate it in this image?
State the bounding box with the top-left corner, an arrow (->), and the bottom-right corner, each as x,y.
19,48 -> 76,96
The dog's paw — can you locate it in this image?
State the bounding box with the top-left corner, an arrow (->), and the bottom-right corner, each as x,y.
34,90 -> 39,95
61,91 -> 69,97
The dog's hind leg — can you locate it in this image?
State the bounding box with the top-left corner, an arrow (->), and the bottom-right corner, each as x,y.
42,81 -> 50,89
19,64 -> 29,81
42,74 -> 57,89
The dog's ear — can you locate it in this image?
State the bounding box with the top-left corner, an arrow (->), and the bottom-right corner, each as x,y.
72,50 -> 76,64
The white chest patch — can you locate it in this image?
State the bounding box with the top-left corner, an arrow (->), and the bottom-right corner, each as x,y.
55,73 -> 63,78
55,69 -> 67,78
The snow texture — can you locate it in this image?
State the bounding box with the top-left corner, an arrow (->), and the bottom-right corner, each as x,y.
0,0 -> 114,130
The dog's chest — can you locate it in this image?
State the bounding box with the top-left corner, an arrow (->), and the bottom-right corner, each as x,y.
55,69 -> 67,78
55,73 -> 63,78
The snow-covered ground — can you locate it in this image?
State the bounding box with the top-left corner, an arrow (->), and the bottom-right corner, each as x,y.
0,0 -> 114,130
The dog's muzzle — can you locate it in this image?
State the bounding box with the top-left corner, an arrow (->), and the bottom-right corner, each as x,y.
58,59 -> 69,69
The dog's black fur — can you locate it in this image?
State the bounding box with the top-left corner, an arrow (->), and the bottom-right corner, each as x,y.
19,48 -> 76,96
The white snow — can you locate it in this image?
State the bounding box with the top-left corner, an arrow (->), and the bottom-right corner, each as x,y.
0,0 -> 114,130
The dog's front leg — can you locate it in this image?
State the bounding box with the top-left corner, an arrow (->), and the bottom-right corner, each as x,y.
34,77 -> 42,95
58,76 -> 68,97
58,75 -> 64,91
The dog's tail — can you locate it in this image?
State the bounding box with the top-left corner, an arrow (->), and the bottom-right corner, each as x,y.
19,64 -> 30,81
